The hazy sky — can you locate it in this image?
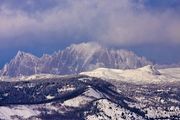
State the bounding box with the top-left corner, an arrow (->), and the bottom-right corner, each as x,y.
0,0 -> 180,67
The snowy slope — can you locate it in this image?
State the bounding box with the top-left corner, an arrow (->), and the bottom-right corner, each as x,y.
0,106 -> 40,120
18,74 -> 63,81
159,67 -> 180,79
86,99 -> 144,120
0,75 -> 179,119
80,65 -> 180,84
0,74 -> 64,81
62,87 -> 103,107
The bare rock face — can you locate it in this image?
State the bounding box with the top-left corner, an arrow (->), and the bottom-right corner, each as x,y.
0,42 -> 152,77
1,51 -> 40,77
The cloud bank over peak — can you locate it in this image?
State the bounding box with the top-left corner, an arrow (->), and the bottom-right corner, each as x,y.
0,0 -> 180,47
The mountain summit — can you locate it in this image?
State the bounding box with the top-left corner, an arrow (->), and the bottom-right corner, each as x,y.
0,42 -> 152,77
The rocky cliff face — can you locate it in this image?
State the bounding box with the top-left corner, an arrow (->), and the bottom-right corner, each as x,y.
0,42 -> 152,77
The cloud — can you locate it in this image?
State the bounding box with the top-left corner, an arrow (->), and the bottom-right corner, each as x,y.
0,0 -> 180,47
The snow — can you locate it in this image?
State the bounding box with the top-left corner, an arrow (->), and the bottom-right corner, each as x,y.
0,42 -> 152,77
80,65 -> 180,84
63,87 -> 103,107
0,106 -> 40,120
83,87 -> 104,98
86,99 -> 144,120
0,76 -> 11,81
14,85 -> 23,89
159,67 -> 180,79
78,77 -> 93,81
0,74 -> 64,81
2,93 -> 9,97
143,106 -> 180,118
69,42 -> 102,57
63,95 -> 91,107
19,74 -> 62,81
69,42 -> 103,69
58,85 -> 76,93
125,95 -> 180,119
46,95 -> 55,100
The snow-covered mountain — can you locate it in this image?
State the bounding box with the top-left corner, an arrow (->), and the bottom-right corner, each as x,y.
80,65 -> 180,84
0,51 -> 40,77
0,42 -> 152,77
0,75 -> 179,120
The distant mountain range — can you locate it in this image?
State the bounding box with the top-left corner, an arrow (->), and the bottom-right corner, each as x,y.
0,42 -> 152,77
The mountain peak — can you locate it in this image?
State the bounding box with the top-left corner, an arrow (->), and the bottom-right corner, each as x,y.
16,50 -> 26,57
15,51 -> 38,60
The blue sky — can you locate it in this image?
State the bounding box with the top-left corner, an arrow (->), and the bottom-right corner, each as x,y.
0,0 -> 180,67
